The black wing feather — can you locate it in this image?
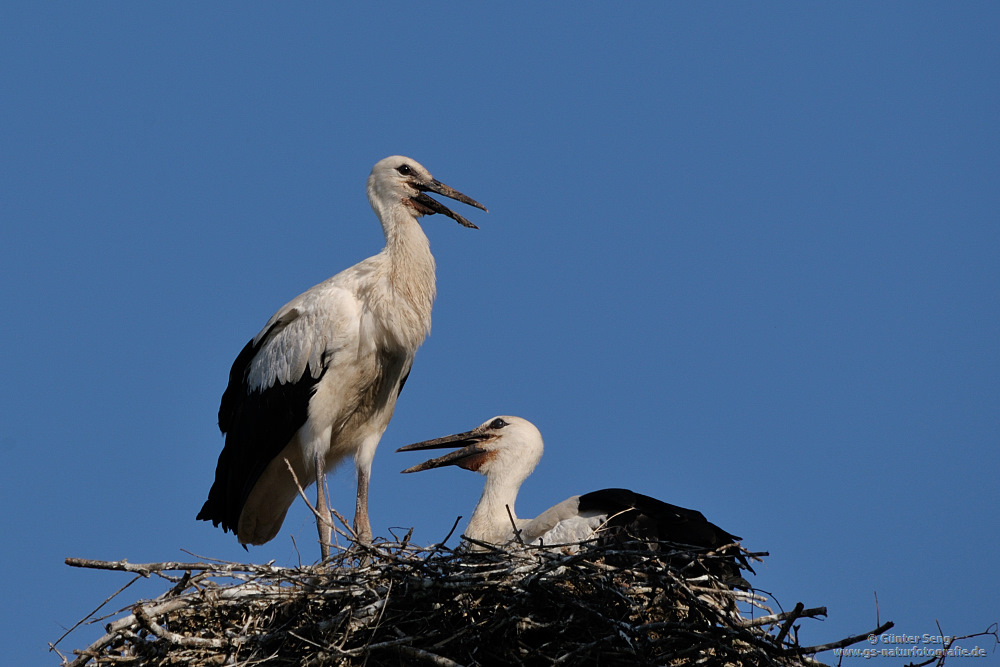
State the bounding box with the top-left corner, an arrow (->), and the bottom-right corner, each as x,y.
579,488 -> 741,547
197,322 -> 325,536
579,488 -> 752,587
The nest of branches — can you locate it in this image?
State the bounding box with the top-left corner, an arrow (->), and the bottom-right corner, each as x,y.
56,534 -> 889,667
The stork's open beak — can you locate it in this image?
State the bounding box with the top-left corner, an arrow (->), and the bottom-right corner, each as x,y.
397,429 -> 491,473
410,179 -> 487,229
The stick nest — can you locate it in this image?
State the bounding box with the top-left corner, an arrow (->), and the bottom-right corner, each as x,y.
57,537 -> 886,667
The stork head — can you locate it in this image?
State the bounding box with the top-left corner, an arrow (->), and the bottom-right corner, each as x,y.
367,155 -> 487,229
398,415 -> 544,483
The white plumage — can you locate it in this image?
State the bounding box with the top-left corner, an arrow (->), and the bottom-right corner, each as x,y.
199,156 -> 486,557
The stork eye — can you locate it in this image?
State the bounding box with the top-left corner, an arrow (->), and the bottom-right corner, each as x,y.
396,164 -> 413,176
489,418 -> 508,429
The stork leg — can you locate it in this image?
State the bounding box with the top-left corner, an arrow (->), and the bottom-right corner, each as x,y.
354,464 -> 373,545
314,452 -> 331,561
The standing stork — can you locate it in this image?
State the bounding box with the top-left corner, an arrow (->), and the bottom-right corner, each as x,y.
198,156 -> 486,558
398,416 -> 750,585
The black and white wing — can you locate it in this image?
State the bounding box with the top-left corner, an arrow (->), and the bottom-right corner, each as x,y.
197,285 -> 361,541
523,488 -> 751,588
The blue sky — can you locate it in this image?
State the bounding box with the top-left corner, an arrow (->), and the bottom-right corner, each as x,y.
2,4 -> 997,665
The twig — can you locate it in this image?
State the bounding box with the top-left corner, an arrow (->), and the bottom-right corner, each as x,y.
284,458 -> 342,547
906,623 -> 1000,667
793,620 -> 895,655
65,557 -> 288,575
505,504 -> 524,546
774,602 -> 804,646
459,534 -> 510,554
133,603 -> 226,648
50,574 -> 142,651
437,515 -> 463,548
178,548 -> 236,563
736,606 -> 827,628
329,505 -> 359,542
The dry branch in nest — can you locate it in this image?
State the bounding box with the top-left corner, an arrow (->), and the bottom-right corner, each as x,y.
56,537 -> 892,667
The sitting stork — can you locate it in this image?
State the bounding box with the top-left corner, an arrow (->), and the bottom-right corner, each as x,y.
198,156 -> 486,558
398,415 -> 751,586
